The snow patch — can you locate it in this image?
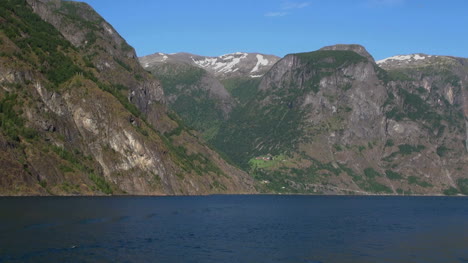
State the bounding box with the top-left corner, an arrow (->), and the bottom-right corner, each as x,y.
250,74 -> 264,78
251,54 -> 270,73
413,54 -> 426,60
377,54 -> 432,64
192,52 -> 248,74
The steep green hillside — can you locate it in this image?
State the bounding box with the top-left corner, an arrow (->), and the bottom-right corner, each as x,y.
0,0 -> 254,195
222,77 -> 262,106
140,52 -> 278,143
145,61 -> 263,141
146,62 -> 230,140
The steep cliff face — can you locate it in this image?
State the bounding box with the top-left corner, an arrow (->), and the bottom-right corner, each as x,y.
26,0 -> 166,125
377,54 -> 468,152
0,0 -> 254,195
213,45 -> 467,195
377,54 -> 468,195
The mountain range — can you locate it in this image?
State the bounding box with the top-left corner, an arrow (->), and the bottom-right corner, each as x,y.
142,45 -> 468,195
0,0 -> 466,196
140,52 -> 280,80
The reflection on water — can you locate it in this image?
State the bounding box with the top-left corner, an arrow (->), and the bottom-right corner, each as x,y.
0,196 -> 467,263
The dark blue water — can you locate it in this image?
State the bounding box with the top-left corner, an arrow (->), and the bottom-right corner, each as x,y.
0,196 -> 467,263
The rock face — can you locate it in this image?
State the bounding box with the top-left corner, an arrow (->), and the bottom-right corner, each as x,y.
0,0 -> 254,196
26,0 -> 165,117
213,44 -> 468,195
377,54 -> 468,152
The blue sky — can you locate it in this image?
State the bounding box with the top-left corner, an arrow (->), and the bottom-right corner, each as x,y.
79,0 -> 468,60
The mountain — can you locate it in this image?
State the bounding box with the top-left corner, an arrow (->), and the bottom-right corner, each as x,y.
140,52 -> 280,80
140,52 -> 279,140
0,0 -> 254,195
212,45 -> 468,195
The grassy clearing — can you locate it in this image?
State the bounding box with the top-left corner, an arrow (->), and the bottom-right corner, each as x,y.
248,154 -> 291,170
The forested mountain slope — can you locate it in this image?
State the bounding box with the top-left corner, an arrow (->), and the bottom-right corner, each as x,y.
0,0 -> 254,195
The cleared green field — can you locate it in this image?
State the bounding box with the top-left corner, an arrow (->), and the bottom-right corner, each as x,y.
248,154 -> 291,170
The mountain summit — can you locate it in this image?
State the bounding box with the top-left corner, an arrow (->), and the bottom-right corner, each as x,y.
320,44 -> 375,62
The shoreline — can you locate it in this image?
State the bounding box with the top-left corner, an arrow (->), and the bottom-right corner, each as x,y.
0,193 -> 465,198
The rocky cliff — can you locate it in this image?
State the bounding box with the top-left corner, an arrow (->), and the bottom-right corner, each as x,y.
0,0 -> 254,195
212,45 -> 467,195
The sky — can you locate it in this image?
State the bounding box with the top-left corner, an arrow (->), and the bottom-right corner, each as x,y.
78,0 -> 468,60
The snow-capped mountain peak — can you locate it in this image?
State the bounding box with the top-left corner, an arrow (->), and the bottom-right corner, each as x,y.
139,52 -> 280,79
377,54 -> 432,65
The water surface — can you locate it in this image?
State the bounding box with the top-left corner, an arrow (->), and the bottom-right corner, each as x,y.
0,195 -> 467,262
